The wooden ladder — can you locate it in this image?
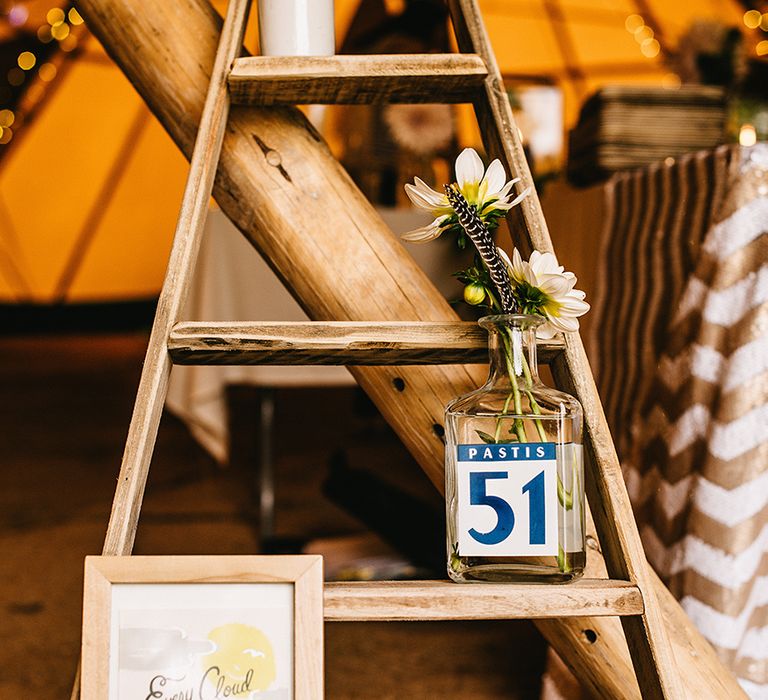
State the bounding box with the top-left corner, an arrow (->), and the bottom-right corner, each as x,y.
83,0 -> 682,697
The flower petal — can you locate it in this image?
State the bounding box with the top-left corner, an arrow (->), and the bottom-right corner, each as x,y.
510,247 -> 530,284
412,177 -> 447,206
507,186 -> 531,208
482,159 -> 507,196
404,181 -> 449,211
404,184 -> 437,211
538,273 -> 571,298
400,218 -> 446,242
529,250 -> 563,279
547,314 -> 580,333
455,147 -> 484,187
536,322 -> 559,340
498,246 -> 513,271
495,177 -> 520,201
559,296 -> 590,315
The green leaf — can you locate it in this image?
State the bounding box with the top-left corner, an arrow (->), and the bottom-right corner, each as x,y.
475,430 -> 520,444
475,430 -> 497,444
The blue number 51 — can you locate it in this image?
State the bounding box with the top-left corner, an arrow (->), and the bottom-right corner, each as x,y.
468,470 -> 546,546
468,472 -> 514,544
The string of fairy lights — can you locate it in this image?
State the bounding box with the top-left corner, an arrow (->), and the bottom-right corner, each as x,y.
742,7 -> 768,56
0,2 -> 84,146
624,6 -> 768,60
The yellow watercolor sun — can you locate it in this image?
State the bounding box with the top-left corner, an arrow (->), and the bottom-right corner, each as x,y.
203,623 -> 277,693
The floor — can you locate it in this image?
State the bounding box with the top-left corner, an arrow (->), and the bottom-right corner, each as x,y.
0,330 -> 546,699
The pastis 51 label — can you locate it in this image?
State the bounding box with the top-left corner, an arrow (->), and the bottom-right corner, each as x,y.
456,442 -> 558,557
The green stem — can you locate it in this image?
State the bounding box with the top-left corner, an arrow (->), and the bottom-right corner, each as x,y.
500,331 -> 526,443
513,333 -> 578,509
525,389 -> 548,441
506,327 -> 548,442
494,391 -> 514,442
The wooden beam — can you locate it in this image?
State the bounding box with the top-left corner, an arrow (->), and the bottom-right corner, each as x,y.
76,0 -> 744,698
168,321 -> 565,365
229,54 -> 487,105
324,579 -> 644,621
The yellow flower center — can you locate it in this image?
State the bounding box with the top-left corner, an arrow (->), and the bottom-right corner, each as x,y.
459,180 -> 480,205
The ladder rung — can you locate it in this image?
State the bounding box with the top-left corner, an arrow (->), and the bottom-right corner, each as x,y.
228,54 -> 488,105
323,579 -> 644,621
168,321 -> 565,366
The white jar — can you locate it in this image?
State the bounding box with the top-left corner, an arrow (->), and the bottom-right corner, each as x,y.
258,0 -> 335,56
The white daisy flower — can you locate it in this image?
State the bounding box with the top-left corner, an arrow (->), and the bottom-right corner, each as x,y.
500,247 -> 590,338
401,147 -> 530,242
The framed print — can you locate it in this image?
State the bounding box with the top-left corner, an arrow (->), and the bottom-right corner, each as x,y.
81,555 -> 323,699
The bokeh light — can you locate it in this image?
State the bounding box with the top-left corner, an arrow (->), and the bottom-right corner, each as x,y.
52,22 -> 70,41
739,124 -> 757,147
7,68 -> 25,87
37,25 -> 53,43
625,15 -> 644,33
46,8 -> 65,26
0,110 -> 15,128
743,10 -> 761,29
17,51 -> 36,71
68,8 -> 84,25
60,35 -> 78,52
39,63 -> 57,82
641,38 -> 660,58
662,73 -> 681,88
8,5 -> 29,27
634,26 -> 654,43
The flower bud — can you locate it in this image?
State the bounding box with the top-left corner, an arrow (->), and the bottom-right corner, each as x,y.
463,282 -> 486,306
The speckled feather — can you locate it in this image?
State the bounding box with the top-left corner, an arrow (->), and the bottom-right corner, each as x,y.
445,184 -> 515,313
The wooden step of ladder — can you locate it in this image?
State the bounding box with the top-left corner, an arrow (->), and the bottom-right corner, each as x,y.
76,0 -> 683,698
229,54 -> 488,104
324,578 -> 643,621
167,321 -> 565,365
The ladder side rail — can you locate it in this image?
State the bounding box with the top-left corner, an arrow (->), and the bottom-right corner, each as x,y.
101,0 -> 252,558
446,0 -> 638,583
446,1 -> 681,698
550,349 -> 683,699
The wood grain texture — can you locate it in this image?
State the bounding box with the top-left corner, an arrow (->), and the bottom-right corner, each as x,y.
82,554 -> 321,582
80,559 -> 111,700
295,557 -> 325,700
168,321 -> 564,365
76,0 -> 742,697
229,53 -> 487,104
324,579 -> 643,621
96,0 -> 251,559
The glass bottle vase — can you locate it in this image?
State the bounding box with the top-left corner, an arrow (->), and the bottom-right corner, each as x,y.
445,314 -> 586,583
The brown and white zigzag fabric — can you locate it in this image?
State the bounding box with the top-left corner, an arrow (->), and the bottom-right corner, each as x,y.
590,144 -> 768,697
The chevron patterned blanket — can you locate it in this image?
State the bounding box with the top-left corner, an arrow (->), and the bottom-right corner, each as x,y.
589,144 -> 768,697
